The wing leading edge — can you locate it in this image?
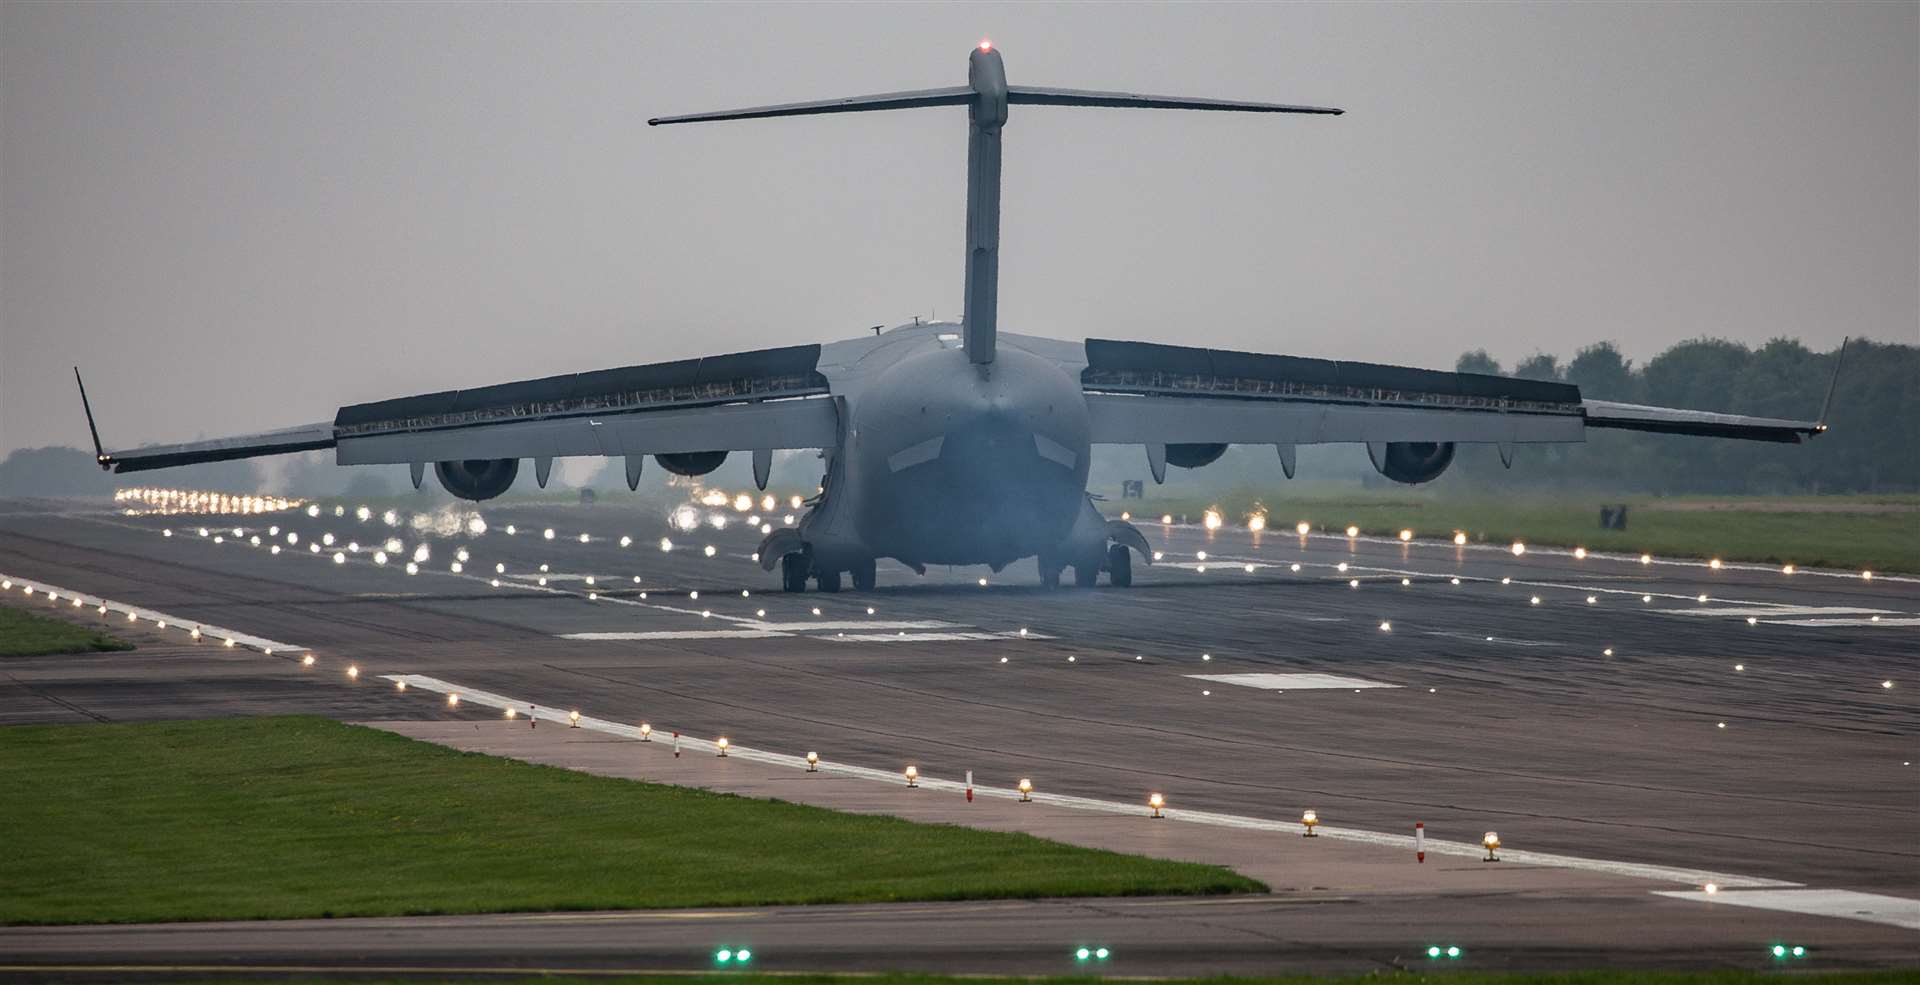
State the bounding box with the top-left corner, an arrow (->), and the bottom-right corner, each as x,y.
85,344 -> 842,475
1079,339 -> 1827,447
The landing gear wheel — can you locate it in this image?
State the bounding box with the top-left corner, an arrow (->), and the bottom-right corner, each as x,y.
850,558 -> 877,591
781,553 -> 809,593
816,569 -> 842,593
1072,562 -> 1100,588
1038,557 -> 1063,589
1107,543 -> 1133,587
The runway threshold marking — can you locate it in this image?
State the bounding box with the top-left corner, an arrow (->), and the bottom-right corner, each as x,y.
1651,889 -> 1920,930
380,672 -> 1802,894
1187,673 -> 1398,690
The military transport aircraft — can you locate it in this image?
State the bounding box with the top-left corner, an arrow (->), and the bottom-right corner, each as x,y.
79,42 -> 1841,593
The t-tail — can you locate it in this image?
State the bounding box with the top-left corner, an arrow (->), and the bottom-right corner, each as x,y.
649,41 -> 1341,366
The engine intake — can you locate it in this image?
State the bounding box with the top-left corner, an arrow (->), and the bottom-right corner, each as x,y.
1368,441 -> 1455,485
1165,442 -> 1228,469
655,451 -> 729,477
435,458 -> 519,501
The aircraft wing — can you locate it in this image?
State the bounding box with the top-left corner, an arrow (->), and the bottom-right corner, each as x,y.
90,345 -> 841,474
1078,339 -> 1826,450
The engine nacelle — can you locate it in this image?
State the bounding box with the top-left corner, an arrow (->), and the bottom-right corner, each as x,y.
655,451 -> 729,477
1367,441 -> 1456,485
1165,442 -> 1229,469
435,458 -> 519,501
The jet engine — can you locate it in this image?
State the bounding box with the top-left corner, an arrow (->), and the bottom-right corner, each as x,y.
1165,442 -> 1229,469
1368,441 -> 1455,485
435,458 -> 519,501
655,451 -> 729,476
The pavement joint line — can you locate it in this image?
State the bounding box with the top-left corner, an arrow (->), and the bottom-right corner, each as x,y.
380,672 -> 1802,892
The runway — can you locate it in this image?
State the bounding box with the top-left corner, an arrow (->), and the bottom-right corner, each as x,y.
1,492 -> 1914,974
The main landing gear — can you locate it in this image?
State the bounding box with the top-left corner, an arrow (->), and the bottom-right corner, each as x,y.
780,552 -> 877,593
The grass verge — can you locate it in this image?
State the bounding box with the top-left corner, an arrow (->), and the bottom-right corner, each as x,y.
1110,493 -> 1919,573
0,603 -> 134,657
0,716 -> 1260,925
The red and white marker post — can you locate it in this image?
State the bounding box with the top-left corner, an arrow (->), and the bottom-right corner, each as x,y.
1416,821 -> 1426,863
965,770 -> 974,802
672,731 -> 681,758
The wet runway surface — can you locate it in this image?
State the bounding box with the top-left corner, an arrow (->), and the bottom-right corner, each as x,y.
1,493 -> 1914,974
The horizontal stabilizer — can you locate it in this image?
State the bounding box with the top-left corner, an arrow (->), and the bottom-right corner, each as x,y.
648,87 -> 973,126
1008,86 -> 1342,116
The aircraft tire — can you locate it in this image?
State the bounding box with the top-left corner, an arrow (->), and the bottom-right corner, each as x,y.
1072,562 -> 1100,589
781,553 -> 809,593
1037,557 -> 1063,589
850,558 -> 877,591
1107,544 -> 1133,587
816,569 -> 842,593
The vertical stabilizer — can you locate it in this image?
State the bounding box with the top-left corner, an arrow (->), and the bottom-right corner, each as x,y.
962,43 -> 1008,365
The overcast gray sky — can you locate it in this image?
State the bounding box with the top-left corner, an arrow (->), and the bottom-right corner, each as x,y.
3,1 -> 1914,455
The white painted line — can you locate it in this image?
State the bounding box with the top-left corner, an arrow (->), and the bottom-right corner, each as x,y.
1662,606 -> 1897,618
1188,672 -> 1399,690
382,672 -> 1799,893
0,572 -> 307,656
1652,889 -> 1920,930
747,620 -> 961,632
825,631 -> 1049,642
561,630 -> 793,641
1765,618 -> 1920,628
1425,631 -> 1563,647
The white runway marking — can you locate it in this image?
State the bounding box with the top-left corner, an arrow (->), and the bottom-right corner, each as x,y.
1663,606 -> 1897,618
1187,672 -> 1399,690
381,672 -> 1803,894
748,620 -> 961,632
1765,618 -> 1920,627
562,630 -> 791,641
1426,631 -> 1563,647
826,631 -> 1046,642
1652,889 -> 1920,930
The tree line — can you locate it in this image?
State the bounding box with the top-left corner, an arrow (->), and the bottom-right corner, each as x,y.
1449,336 -> 1914,493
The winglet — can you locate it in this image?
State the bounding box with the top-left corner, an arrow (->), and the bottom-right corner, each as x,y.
1813,337 -> 1848,434
74,367 -> 110,470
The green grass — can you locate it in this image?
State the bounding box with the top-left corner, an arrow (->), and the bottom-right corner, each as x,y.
1108,492 -> 1920,573
0,717 -> 1260,926
0,604 -> 134,657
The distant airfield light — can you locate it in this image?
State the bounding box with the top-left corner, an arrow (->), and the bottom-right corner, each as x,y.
332,552 -> 346,565
356,506 -> 372,522
413,544 -> 431,563
733,493 -> 752,512
1379,621 -> 1391,632
1782,564 -> 1795,574
1148,792 -> 1165,818
1153,551 -> 1165,561
1862,570 -> 1874,580
1510,542 -> 1526,556
309,543 -> 320,554
1574,547 -> 1587,559
199,527 -> 209,537
1196,550 -> 1208,561
395,680 -> 407,691
322,533 -> 335,547
544,528 -> 556,540
1640,553 -> 1652,565
301,653 -> 315,667
1603,648 -> 1614,657
347,664 -> 359,680
784,514 -> 797,525
704,545 -> 717,557
1882,680 -> 1895,689
866,606 -> 875,615
1736,663 -> 1746,671
127,611 -> 137,622
639,722 -> 652,740
385,538 -> 403,553
1704,882 -> 1718,894
716,736 -> 730,757
213,535 -> 224,544
660,538 -> 673,552
163,529 -> 173,538
1746,616 -> 1758,626
1301,809 -> 1320,836
756,608 -> 765,617
790,495 -> 804,510
569,710 -> 581,727
999,656 -> 1008,664
450,562 -> 464,574
1398,529 -> 1413,542
1297,521 -> 1312,536
579,533 -> 591,544
466,516 -> 487,536
1018,777 -> 1033,801
586,576 -> 596,586
1643,594 -> 1653,603
1346,525 -> 1360,538
1203,510 -> 1223,530
456,548 -> 470,563
1401,578 -> 1411,586
448,693 -> 459,707
307,505 -> 321,518
1291,563 -> 1302,572
334,506 -> 344,517
1201,653 -> 1211,661
1337,562 -> 1349,572
406,563 -> 420,576
978,577 -> 988,587
1501,577 -> 1511,585
1530,596 -> 1541,605
505,707 -> 516,719
1350,579 -> 1360,589
1482,831 -> 1501,862
1453,531 -> 1468,546
249,535 -> 261,547
505,524 -> 516,535
490,579 -> 500,588
1709,558 -> 1722,570
1586,595 -> 1597,605
1698,594 -> 1709,603
1067,655 -> 1076,663
1871,615 -> 1881,622
1119,510 -> 1130,521
1246,563 -> 1257,573
1450,577 -> 1461,585
1716,721 -> 1726,729
1161,514 -> 1173,524
1248,515 -> 1266,532
271,545 -> 281,554
383,510 -> 399,526
812,607 -> 822,616
540,563 -> 550,572
904,765 -> 919,787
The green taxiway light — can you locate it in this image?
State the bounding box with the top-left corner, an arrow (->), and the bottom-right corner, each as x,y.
1427,946 -> 1442,958
1075,948 -> 1091,961
1095,947 -> 1110,960
1428,945 -> 1463,959
1792,946 -> 1806,958
715,949 -> 733,963
714,947 -> 752,965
